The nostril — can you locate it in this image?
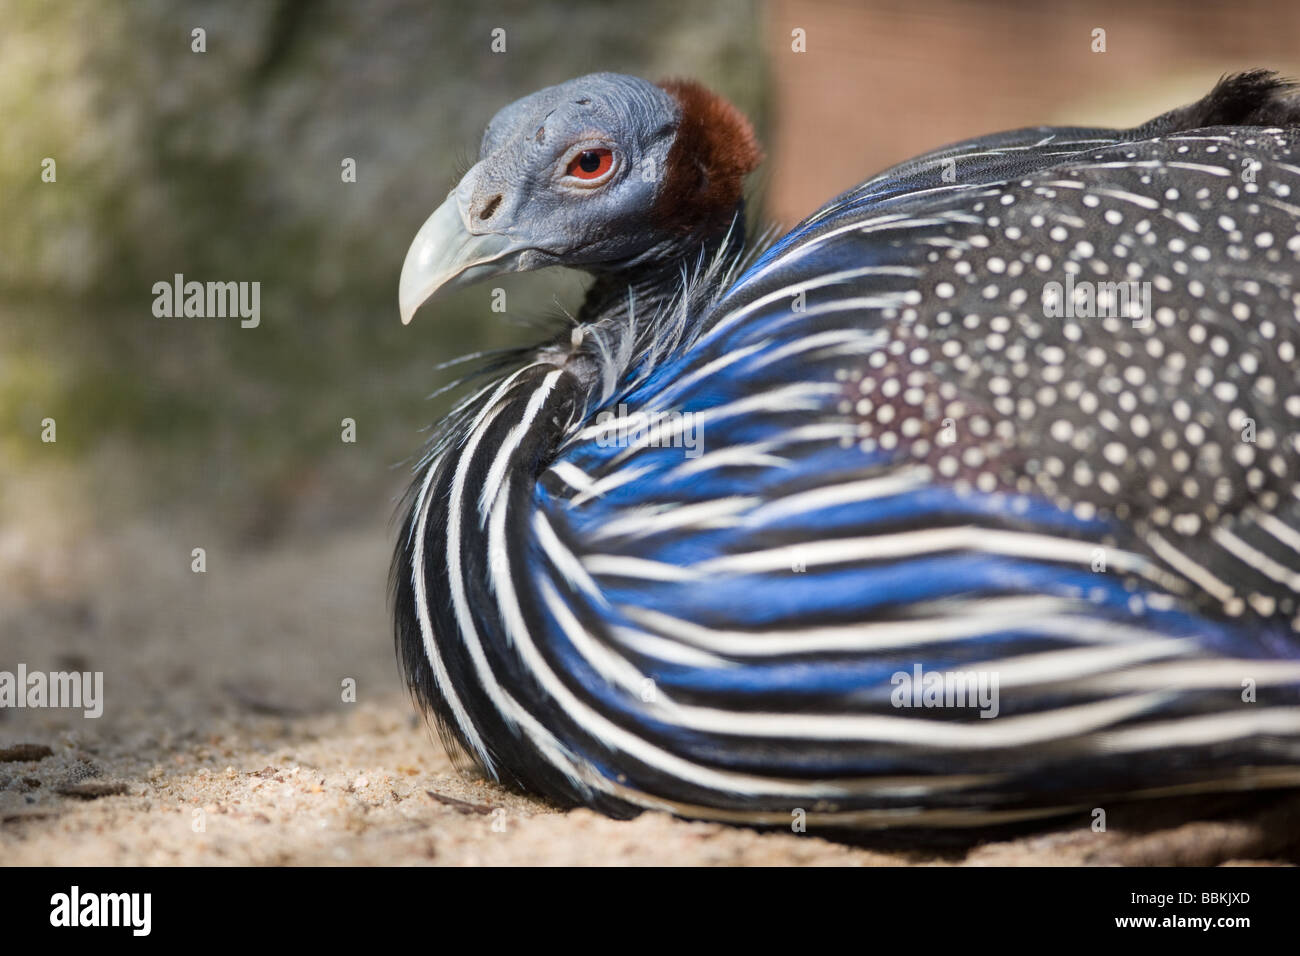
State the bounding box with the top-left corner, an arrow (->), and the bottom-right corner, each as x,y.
478,194 -> 502,221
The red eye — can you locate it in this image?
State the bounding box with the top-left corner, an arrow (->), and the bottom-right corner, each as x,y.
566,148 -> 613,181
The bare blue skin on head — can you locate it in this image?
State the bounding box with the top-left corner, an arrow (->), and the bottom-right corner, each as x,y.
400,73 -> 682,324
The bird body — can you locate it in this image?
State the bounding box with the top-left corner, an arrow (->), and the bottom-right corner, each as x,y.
394,71 -> 1300,828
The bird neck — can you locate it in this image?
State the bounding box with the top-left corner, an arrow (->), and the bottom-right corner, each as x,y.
575,207 -> 747,329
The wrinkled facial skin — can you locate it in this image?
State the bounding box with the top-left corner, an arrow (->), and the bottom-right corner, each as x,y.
468,73 -> 681,269
399,73 -> 682,323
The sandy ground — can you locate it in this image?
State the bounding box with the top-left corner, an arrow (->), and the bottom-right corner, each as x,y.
3,471 -> 1300,866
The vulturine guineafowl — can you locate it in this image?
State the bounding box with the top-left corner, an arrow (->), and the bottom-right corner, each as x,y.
393,70 -> 1300,829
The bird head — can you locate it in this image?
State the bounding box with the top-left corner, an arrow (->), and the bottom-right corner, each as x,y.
399,72 -> 761,324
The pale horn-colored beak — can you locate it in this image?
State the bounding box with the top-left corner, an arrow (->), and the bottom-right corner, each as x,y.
398,189 -> 527,325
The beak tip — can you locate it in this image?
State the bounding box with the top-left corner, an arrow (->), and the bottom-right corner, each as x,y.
397,189 -> 522,326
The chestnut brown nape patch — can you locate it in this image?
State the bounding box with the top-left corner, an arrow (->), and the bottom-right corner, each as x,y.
655,79 -> 763,235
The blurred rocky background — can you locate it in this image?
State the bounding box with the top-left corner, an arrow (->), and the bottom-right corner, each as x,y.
0,0 -> 764,554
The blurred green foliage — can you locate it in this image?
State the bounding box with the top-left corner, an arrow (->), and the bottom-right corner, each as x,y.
0,0 -> 765,527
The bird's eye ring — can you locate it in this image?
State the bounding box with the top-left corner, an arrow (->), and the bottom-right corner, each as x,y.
565,148 -> 614,182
